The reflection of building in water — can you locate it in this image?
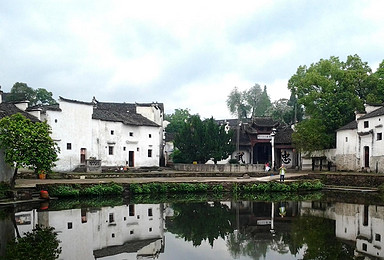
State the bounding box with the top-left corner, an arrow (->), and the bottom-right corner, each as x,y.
15,204 -> 165,259
14,210 -> 39,237
229,201 -> 300,234
300,201 -> 384,259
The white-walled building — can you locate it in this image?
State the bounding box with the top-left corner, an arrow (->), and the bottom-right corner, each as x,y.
16,204 -> 165,260
336,104 -> 384,173
41,97 -> 164,172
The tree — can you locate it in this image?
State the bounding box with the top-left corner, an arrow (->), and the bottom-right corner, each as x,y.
287,55 -> 376,150
0,114 -> 59,187
227,84 -> 272,119
366,60 -> 384,103
166,202 -> 234,247
32,88 -> 56,106
5,82 -> 56,106
165,108 -> 191,135
244,84 -> 263,117
253,85 -> 272,116
5,225 -> 62,260
226,87 -> 249,119
6,82 -> 35,103
173,115 -> 234,163
268,94 -> 303,125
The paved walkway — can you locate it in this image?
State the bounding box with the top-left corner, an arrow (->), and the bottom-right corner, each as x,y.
14,172 -> 310,188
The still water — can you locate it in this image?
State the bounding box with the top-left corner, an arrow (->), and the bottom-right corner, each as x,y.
1,191 -> 383,260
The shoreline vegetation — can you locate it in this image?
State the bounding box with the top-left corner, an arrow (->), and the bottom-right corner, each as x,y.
43,180 -> 324,198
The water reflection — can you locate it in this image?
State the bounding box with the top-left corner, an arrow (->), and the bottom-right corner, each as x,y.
0,192 -> 383,259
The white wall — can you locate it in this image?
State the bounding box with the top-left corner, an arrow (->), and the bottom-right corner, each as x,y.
41,204 -> 164,259
92,120 -> 160,167
45,99 -> 162,171
46,100 -> 94,171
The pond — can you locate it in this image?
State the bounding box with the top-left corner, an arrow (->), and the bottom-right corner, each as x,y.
1,190 -> 384,259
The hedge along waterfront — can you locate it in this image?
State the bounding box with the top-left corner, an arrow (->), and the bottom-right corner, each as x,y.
43,180 -> 323,198
129,180 -> 323,194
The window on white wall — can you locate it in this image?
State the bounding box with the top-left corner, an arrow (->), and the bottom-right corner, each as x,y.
111,130 -> 114,135
364,121 -> 369,128
149,134 -> 152,138
378,133 -> 382,141
108,146 -> 114,155
129,132 -> 134,137
345,137 -> 348,142
67,143 -> 72,150
148,149 -> 152,157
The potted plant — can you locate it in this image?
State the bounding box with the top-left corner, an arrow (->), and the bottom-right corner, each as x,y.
38,170 -> 46,179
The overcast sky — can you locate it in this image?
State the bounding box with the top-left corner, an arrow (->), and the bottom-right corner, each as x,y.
1,0 -> 384,119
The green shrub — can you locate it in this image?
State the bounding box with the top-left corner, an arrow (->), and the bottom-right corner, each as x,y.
5,225 -> 62,260
81,183 -> 123,196
212,185 -> 224,193
49,185 -> 79,197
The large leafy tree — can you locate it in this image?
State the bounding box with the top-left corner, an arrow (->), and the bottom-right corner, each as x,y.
0,114 -> 59,187
173,115 -> 234,163
227,84 -> 272,119
253,85 -> 272,116
164,108 -> 191,135
268,94 -> 304,125
226,86 -> 250,119
288,55 -> 377,151
5,82 -> 56,106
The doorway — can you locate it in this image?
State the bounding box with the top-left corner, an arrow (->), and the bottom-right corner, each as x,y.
129,151 -> 134,167
364,146 -> 369,168
80,148 -> 86,164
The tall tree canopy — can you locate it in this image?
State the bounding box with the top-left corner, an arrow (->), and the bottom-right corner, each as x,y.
288,54 -> 382,151
268,94 -> 303,125
164,108 -> 191,135
226,84 -> 272,119
5,82 -> 56,106
173,115 -> 234,163
0,114 -> 59,187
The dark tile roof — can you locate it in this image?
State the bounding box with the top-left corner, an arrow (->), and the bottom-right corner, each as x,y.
59,97 -> 160,127
0,103 -> 40,122
251,117 -> 279,127
135,102 -> 164,112
337,120 -> 357,131
96,102 -> 137,113
29,104 -> 62,113
358,106 -> 384,120
92,109 -> 159,127
59,96 -> 93,106
93,238 -> 161,258
274,126 -> 293,144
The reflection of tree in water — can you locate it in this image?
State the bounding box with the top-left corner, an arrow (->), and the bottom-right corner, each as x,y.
166,202 -> 234,247
226,229 -> 291,260
291,216 -> 355,260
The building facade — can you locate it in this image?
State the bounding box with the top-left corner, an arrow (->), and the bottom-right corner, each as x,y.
336,104 -> 384,173
41,97 -> 164,172
0,90 -> 164,174
219,117 -> 297,169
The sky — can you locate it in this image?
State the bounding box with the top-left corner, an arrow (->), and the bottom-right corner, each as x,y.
1,0 -> 384,120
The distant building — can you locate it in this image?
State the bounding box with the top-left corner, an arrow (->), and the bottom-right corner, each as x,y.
0,90 -> 165,173
41,97 -> 164,172
217,117 -> 298,169
336,104 -> 384,173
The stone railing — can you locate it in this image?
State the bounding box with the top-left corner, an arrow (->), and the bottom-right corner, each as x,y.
173,163 -> 264,173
